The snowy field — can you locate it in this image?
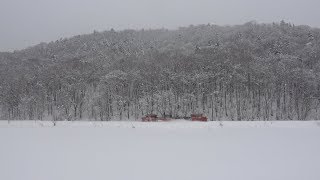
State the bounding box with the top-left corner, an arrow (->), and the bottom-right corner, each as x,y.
1,120 -> 320,180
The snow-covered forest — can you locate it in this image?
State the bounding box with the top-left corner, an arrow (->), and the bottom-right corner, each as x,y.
1,21 -> 320,121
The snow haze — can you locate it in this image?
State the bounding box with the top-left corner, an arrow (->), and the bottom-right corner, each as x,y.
0,0 -> 320,51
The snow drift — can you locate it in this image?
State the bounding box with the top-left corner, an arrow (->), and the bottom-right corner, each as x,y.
0,120 -> 319,180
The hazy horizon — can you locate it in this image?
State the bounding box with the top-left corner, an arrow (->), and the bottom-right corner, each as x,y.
1,0 -> 320,52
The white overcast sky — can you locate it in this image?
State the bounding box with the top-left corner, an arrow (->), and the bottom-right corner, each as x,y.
0,0 -> 319,52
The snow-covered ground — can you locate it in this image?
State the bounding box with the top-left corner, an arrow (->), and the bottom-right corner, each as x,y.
1,120 -> 320,180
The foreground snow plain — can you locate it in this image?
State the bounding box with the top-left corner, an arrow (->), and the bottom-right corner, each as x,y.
1,120 -> 320,180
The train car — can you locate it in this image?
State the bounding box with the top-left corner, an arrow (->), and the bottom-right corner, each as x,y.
191,114 -> 208,122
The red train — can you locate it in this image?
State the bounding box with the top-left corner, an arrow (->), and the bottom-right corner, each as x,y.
141,114 -> 208,122
191,114 -> 208,122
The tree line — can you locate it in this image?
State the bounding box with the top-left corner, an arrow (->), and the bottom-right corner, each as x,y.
1,21 -> 320,121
